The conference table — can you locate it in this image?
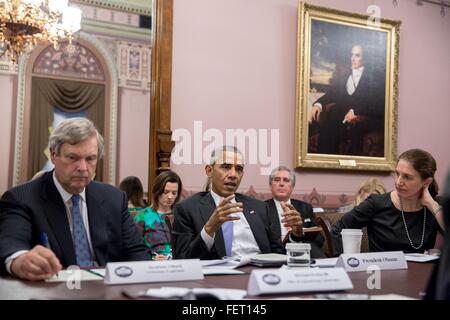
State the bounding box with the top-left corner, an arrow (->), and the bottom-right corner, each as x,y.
0,261 -> 435,300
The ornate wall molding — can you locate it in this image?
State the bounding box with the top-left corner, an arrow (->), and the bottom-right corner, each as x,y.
0,59 -> 18,74
13,31 -> 119,186
33,42 -> 105,81
81,19 -> 151,43
72,0 -> 151,15
75,2 -> 152,42
117,41 -> 151,90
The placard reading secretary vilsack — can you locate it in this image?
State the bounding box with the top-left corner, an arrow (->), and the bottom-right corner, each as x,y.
104,259 -> 204,285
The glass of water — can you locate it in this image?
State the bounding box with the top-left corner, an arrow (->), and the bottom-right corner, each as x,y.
286,243 -> 311,268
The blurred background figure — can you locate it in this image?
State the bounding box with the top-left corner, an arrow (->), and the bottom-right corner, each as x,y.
131,171 -> 182,260
339,177 -> 387,213
119,176 -> 148,219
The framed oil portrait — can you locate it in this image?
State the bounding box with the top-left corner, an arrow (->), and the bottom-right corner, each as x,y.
295,2 -> 401,171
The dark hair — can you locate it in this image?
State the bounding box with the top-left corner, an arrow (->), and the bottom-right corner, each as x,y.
119,176 -> 146,208
398,148 -> 439,199
151,171 -> 183,211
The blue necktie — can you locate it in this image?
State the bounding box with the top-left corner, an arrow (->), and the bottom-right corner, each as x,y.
71,194 -> 93,267
221,220 -> 234,257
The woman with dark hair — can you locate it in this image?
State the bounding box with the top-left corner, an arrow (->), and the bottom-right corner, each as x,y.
119,176 -> 148,218
133,171 -> 183,260
331,148 -> 445,255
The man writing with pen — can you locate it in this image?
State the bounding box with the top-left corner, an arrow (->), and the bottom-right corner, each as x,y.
0,118 -> 149,281
172,146 -> 302,260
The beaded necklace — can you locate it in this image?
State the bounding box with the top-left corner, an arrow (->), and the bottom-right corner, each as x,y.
399,197 -> 426,250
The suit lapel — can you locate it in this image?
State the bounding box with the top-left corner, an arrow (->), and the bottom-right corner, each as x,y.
41,175 -> 76,266
199,193 -> 226,257
266,199 -> 282,240
85,183 -> 109,266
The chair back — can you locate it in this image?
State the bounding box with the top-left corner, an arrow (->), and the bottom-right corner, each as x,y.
315,211 -> 370,256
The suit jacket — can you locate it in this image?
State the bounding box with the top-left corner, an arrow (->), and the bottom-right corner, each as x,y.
172,192 -> 284,259
0,171 -> 150,275
265,198 -> 325,258
315,68 -> 385,118
425,173 -> 450,300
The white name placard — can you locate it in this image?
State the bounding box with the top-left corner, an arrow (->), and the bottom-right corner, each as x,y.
247,268 -> 353,296
104,259 -> 204,285
336,251 -> 407,272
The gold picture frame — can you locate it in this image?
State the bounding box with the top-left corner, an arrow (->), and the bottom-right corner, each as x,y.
295,2 -> 401,171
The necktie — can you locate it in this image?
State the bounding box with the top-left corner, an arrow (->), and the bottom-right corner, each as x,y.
221,220 -> 234,257
71,194 -> 93,267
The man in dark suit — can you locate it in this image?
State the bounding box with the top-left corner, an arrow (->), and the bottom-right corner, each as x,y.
172,146 -> 286,259
0,118 -> 149,281
265,166 -> 325,258
308,44 -> 385,156
425,170 -> 450,300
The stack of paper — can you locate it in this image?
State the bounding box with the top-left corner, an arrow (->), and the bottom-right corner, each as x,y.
250,253 -> 287,267
404,253 -> 440,263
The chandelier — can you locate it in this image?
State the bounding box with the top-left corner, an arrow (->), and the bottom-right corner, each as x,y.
0,0 -> 81,63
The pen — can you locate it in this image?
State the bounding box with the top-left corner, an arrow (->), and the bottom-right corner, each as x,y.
40,232 -> 58,278
40,232 -> 51,249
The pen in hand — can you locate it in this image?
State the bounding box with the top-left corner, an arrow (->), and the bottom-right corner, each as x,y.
40,232 -> 51,250
40,232 -> 58,278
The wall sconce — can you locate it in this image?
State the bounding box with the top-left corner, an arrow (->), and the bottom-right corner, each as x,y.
393,0 -> 449,17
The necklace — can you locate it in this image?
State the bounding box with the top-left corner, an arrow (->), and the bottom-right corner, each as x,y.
399,196 -> 426,250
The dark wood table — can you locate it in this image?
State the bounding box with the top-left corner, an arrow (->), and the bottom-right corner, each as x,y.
0,262 -> 435,300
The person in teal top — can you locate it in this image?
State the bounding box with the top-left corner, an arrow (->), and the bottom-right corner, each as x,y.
119,176 -> 148,219
121,172 -> 183,260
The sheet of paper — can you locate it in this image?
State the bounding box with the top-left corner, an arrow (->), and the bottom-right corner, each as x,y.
370,294 -> 417,300
143,287 -> 247,300
251,253 -> 287,263
45,269 -> 104,282
404,253 -> 440,263
202,268 -> 245,275
201,255 -> 253,269
311,257 -> 338,267
88,268 -> 105,277
200,258 -> 236,267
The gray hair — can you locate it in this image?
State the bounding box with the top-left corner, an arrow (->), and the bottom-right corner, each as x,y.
48,117 -> 104,159
269,165 -> 296,186
209,145 -> 244,165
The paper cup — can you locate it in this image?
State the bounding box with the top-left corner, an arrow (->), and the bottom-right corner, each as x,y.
341,229 -> 363,254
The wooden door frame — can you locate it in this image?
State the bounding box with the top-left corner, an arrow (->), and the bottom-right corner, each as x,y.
148,0 -> 175,191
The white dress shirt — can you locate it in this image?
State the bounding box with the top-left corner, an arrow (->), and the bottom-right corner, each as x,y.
314,66 -> 365,111
200,191 -> 260,257
273,198 -> 292,241
346,66 -> 364,95
5,172 -> 96,274
52,173 -> 96,261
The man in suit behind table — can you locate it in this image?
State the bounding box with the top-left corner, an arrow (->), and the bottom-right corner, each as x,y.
265,166 -> 325,258
0,118 -> 149,281
172,146 -> 292,259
